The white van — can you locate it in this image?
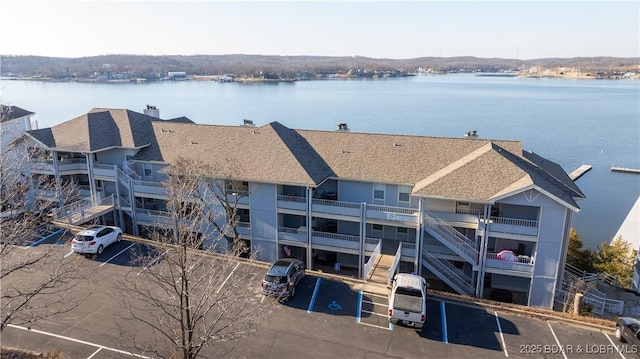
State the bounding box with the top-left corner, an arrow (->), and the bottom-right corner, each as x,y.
388,273 -> 427,329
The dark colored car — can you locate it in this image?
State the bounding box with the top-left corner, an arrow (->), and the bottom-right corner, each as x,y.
615,317 -> 640,349
261,258 -> 305,301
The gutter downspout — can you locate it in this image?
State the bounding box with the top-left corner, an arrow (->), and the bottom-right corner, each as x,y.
306,187 -> 313,269
416,198 -> 423,274
477,204 -> 491,298
359,202 -> 365,279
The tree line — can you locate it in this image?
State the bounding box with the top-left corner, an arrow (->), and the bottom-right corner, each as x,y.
2,54 -> 638,80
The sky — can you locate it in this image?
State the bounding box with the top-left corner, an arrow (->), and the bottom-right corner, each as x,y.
1,1 -> 639,60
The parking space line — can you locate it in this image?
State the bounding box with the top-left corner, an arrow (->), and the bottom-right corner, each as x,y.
441,301 -> 448,343
356,290 -> 362,324
86,347 -> 102,359
137,249 -> 169,275
547,322 -> 568,359
6,324 -> 152,358
604,333 -> 627,359
494,311 -> 509,357
307,278 -> 322,313
64,250 -> 75,258
28,228 -> 64,248
216,262 -> 240,294
356,290 -> 393,331
100,243 -> 135,267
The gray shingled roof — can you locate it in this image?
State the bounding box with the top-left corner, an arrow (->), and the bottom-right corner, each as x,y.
28,108 -> 583,209
1,105 -> 34,123
26,108 -> 169,152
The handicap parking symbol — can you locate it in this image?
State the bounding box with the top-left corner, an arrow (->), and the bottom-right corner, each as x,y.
328,300 -> 343,311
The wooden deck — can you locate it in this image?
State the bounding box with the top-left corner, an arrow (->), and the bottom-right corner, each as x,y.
611,166 -> 640,174
65,204 -> 114,225
569,164 -> 592,181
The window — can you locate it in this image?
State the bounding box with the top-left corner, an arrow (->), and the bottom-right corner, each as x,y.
397,227 -> 408,234
398,185 -> 411,202
373,183 -> 385,200
372,224 -> 383,231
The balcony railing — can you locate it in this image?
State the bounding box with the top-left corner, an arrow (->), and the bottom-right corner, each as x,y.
483,216 -> 539,236
311,230 -> 360,251
484,252 -> 534,273
278,226 -> 308,244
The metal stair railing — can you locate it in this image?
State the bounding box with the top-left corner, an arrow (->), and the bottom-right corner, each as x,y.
422,249 -> 475,296
423,211 -> 478,264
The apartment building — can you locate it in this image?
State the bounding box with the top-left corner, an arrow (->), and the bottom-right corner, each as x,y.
17,107 -> 586,309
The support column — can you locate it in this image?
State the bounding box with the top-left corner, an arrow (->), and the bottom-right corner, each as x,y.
477,204 -> 491,298
415,198 -> 422,273
51,151 -> 63,208
129,177 -> 138,236
85,153 -> 97,205
358,202 -> 365,279
418,198 -> 425,276
306,187 -> 313,269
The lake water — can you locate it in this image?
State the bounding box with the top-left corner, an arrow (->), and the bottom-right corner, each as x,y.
2,74 -> 639,248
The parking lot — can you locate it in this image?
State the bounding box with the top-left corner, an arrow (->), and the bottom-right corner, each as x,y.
2,232 -> 637,359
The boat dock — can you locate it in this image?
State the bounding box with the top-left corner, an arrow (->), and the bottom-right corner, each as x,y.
569,165 -> 592,181
611,166 -> 640,174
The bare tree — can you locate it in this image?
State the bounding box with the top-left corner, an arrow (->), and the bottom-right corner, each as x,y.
0,122 -> 87,331
116,157 -> 272,359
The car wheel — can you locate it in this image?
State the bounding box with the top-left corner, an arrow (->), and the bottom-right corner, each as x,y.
117,234 -> 122,243
615,326 -> 624,342
96,245 -> 104,255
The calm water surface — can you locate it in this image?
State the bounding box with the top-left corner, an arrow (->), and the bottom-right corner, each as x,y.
2,75 -> 639,248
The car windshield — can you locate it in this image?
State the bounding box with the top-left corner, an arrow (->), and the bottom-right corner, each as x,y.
75,235 -> 94,242
265,275 -> 287,284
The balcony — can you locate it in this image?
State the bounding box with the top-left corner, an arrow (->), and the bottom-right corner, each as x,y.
236,221 -> 251,237
135,208 -> 173,227
312,199 -> 361,217
278,226 -> 308,245
311,230 -> 360,253
426,206 -> 481,226
481,216 -> 539,237
132,180 -> 167,198
484,252 -> 534,274
30,158 -> 88,175
277,195 -> 308,211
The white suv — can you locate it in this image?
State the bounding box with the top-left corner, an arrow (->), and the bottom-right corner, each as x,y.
72,225 -> 122,255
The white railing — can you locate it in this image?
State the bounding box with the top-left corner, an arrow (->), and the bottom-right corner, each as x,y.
311,230 -> 360,250
93,163 -> 115,171
487,216 -> 538,228
133,179 -> 164,188
401,242 -> 416,258
426,206 -> 481,216
367,204 -> 418,215
485,252 -> 534,264
123,162 -> 141,180
387,244 -> 403,286
277,194 -> 307,203
423,211 -> 478,264
364,239 -> 381,281
422,250 -> 475,296
312,198 -> 360,209
53,194 -> 114,224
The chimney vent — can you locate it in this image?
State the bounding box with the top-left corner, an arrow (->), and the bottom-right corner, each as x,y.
242,119 -> 256,127
144,105 -> 160,118
336,123 -> 350,132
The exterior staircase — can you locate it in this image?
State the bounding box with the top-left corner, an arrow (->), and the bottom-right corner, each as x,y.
422,250 -> 475,296
423,211 -> 478,265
